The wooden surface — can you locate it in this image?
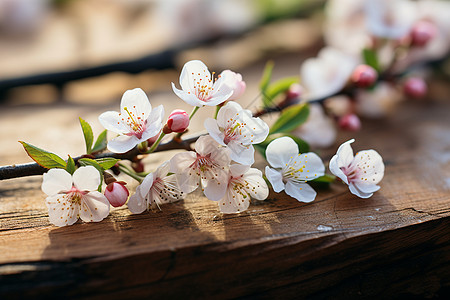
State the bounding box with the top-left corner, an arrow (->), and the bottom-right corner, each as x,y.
1,99 -> 450,299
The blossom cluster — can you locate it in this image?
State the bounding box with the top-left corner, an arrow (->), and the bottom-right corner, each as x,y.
37,58 -> 387,227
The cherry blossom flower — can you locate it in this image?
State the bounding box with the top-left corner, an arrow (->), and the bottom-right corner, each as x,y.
329,139 -> 385,198
291,104 -> 336,148
41,166 -> 110,227
300,47 -> 357,101
265,137 -> 325,203
204,101 -> 269,165
170,135 -> 230,201
171,60 -> 234,107
99,88 -> 164,153
219,164 -> 269,214
128,161 -> 185,214
220,70 -> 246,101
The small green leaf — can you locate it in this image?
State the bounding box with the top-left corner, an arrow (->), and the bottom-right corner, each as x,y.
79,117 -> 94,154
259,60 -> 274,94
309,174 -> 336,190
362,48 -> 380,72
269,103 -> 309,134
66,155 -> 76,174
19,141 -> 66,169
92,130 -> 107,153
263,76 -> 299,107
95,158 -> 119,170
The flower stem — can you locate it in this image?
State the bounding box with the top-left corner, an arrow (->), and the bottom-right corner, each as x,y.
214,105 -> 220,119
118,164 -> 144,183
189,106 -> 200,120
146,132 -> 166,154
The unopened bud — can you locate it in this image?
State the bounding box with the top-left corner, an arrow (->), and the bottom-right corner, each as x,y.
286,83 -> 303,99
131,161 -> 144,173
221,70 -> 246,101
338,114 -> 361,131
410,20 -> 437,47
166,109 -> 189,133
105,181 -> 129,207
403,77 -> 427,99
351,65 -> 377,88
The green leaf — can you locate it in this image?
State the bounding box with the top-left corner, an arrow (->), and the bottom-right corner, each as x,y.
92,130 -> 108,153
19,141 -> 66,169
254,133 -> 310,159
269,103 -> 309,134
259,61 -> 274,94
309,174 -> 336,190
362,48 -> 380,72
65,155 -> 76,174
79,117 -> 94,154
263,76 -> 299,107
95,158 -> 119,170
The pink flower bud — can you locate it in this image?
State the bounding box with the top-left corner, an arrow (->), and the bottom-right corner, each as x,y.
105,181 -> 129,207
351,65 -> 378,88
403,77 -> 427,99
338,114 -> 361,131
410,20 -> 437,47
286,83 -> 303,99
166,109 -> 190,133
221,70 -> 246,101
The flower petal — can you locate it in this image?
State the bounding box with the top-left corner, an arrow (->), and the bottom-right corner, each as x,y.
266,136 -> 299,168
179,60 -> 210,93
349,183 -> 374,199
138,172 -> 154,198
288,152 -> 325,181
285,181 -> 317,203
98,111 -> 129,134
204,118 -> 226,146
265,166 -> 285,193
335,139 -> 355,168
46,194 -> 79,227
127,192 -> 146,214
107,135 -> 140,153
216,101 -> 242,128
329,154 -> 349,184
242,168 -> 269,200
79,191 -> 110,222
141,105 -> 164,141
203,176 -> 228,201
353,149 -> 385,185
120,88 -> 152,121
170,152 -> 200,193
42,168 -> 72,196
73,166 -> 101,192
171,83 -> 203,107
155,161 -> 170,179
218,186 -> 250,214
228,142 -> 255,165
229,164 -> 251,177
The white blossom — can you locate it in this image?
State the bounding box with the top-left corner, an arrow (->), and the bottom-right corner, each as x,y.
204,101 -> 269,165
99,88 -> 164,153
329,139 -> 385,198
219,164 -> 268,214
41,166 -> 110,227
127,161 -> 185,214
171,60 -> 234,107
170,135 -> 231,201
265,137 -> 325,203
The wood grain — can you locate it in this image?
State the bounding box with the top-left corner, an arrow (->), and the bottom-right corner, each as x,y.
1,100 -> 450,299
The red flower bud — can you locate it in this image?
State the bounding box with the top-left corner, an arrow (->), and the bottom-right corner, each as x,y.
286,83 -> 303,99
338,114 -> 361,131
105,181 -> 129,207
166,109 -> 190,133
351,65 -> 378,88
403,77 -> 427,99
410,20 -> 437,47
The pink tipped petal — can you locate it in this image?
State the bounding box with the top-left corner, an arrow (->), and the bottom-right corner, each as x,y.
98,111 -> 129,134
79,191 -> 110,222
127,193 -> 147,214
204,118 -> 226,146
285,181 -> 317,203
46,194 -> 79,227
73,166 -> 101,192
266,137 -> 299,168
42,168 -> 72,196
120,88 -> 152,121
265,166 -> 285,193
107,135 -> 139,154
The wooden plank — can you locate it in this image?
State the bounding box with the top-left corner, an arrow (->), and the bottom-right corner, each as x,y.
1,100 -> 450,298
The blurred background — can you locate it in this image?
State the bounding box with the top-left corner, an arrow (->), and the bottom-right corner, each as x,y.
0,0 -> 449,166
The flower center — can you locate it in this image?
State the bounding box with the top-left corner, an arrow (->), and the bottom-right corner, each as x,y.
341,163 -> 359,182
224,122 -> 241,144
66,186 -> 85,204
191,71 -> 220,102
122,106 -> 146,139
